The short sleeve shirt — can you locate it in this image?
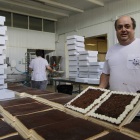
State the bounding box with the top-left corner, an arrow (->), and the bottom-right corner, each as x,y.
29,57 -> 49,81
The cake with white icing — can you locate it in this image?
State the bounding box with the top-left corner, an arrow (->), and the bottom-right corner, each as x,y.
65,86 -> 110,114
87,91 -> 140,124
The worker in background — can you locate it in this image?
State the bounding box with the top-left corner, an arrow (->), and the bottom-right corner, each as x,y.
99,15 -> 140,93
29,49 -> 54,90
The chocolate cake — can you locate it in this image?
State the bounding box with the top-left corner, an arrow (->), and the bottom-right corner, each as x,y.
16,109 -> 74,129
24,89 -> 54,95
2,135 -> 24,140
38,93 -> 71,100
87,91 -> 140,124
7,86 -> 31,92
0,120 -> 17,138
7,83 -> 19,87
31,118 -> 106,140
121,120 -> 140,139
123,121 -> 140,133
50,96 -> 75,105
65,86 -> 110,114
96,132 -> 136,140
4,102 -> 52,116
0,98 -> 36,108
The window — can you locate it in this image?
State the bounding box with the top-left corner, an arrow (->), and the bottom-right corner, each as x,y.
0,10 -> 11,26
13,13 -> 28,29
29,17 -> 42,31
43,19 -> 55,33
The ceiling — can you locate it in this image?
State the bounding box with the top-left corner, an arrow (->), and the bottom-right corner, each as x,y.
0,0 -> 122,21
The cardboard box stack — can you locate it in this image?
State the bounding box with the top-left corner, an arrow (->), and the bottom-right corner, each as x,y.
67,35 -> 85,79
88,62 -> 104,84
0,16 -> 15,99
78,51 -> 98,78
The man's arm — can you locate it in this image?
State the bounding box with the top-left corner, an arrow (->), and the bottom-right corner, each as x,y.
46,65 -> 54,73
99,73 -> 110,89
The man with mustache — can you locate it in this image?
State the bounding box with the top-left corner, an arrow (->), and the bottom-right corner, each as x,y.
99,15 -> 140,93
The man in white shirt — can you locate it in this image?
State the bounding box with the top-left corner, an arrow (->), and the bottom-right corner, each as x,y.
99,15 -> 140,93
29,50 -> 54,90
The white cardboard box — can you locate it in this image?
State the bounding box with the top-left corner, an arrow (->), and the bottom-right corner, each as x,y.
89,68 -> 102,72
79,74 -> 89,78
0,83 -> 7,89
67,35 -> 84,41
89,65 -> 103,69
0,16 -> 5,25
0,69 -> 4,74
0,64 -> 7,69
67,45 -> 85,51
69,60 -> 78,65
75,78 -> 89,83
0,36 -> 8,45
69,55 -> 79,60
0,89 -> 15,100
79,66 -> 89,71
0,55 -> 6,64
89,62 -> 104,65
79,51 -> 98,56
0,46 -> 6,54
0,26 -> 7,35
0,74 -> 7,79
79,55 -> 97,60
0,79 -> 4,84
67,38 -> 84,45
67,41 -> 85,47
67,44 -> 85,48
88,79 -> 100,84
79,61 -> 89,66
68,50 -> 79,56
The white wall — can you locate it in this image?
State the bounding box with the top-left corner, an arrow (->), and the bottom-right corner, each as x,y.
56,0 -> 140,78
4,27 -> 55,75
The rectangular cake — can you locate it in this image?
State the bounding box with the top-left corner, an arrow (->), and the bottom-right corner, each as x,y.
30,118 -> 108,140
121,120 -> 140,139
14,109 -> 74,139
0,119 -> 18,139
1,102 -> 52,123
65,86 -> 110,114
87,91 -> 140,129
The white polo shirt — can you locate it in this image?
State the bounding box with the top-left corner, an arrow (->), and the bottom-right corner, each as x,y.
103,38 -> 140,93
29,57 -> 49,81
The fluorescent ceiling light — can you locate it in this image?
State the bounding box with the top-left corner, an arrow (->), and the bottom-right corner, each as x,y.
87,0 -> 104,7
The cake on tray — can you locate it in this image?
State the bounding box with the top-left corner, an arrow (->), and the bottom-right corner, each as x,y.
87,91 -> 140,127
121,120 -> 140,139
95,131 -> 136,140
14,109 -> 74,139
30,117 -> 108,140
0,120 -> 18,139
1,102 -> 52,124
65,86 -> 110,114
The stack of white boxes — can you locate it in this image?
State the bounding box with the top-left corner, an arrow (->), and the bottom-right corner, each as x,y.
0,16 -> 14,100
67,35 -> 85,79
88,62 -> 104,84
78,51 -> 98,78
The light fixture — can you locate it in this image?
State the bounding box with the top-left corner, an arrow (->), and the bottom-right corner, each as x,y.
87,0 -> 104,7
86,44 -> 96,46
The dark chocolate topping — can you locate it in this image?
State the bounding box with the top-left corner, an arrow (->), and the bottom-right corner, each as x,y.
95,94 -> 134,118
0,120 -> 17,137
39,93 -> 71,100
17,109 -> 74,129
0,114 -> 3,119
50,96 -> 75,105
123,121 -> 140,133
33,118 -> 105,140
96,132 -> 136,140
4,102 -> 52,116
0,98 -> 36,108
71,89 -> 104,109
24,89 -> 53,95
7,86 -> 31,92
